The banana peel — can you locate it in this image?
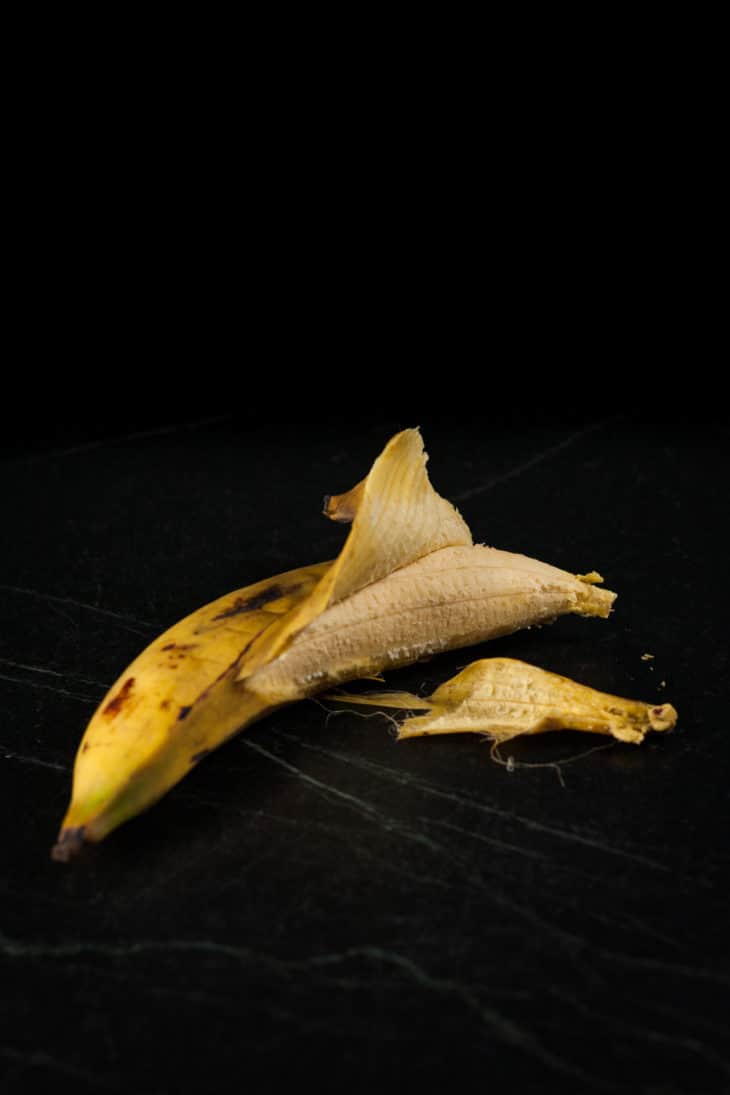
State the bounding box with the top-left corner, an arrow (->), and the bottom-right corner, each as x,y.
52,429 -> 617,861
328,658 -> 678,745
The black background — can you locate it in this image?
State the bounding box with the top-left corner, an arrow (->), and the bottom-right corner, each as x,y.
1,401 -> 728,1094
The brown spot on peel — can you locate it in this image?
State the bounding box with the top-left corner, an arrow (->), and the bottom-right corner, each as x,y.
102,677 -> 135,718
51,826 -> 87,863
212,585 -> 293,620
178,705 -> 193,720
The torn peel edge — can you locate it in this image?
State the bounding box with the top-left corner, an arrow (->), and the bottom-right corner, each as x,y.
575,581 -> 616,619
396,708 -> 678,746
395,711 -> 677,745
323,689 -> 433,711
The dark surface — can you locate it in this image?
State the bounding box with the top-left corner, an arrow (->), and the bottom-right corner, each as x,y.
1,415 -> 728,1095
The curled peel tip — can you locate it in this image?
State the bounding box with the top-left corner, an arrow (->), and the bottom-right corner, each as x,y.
50,825 -> 87,863
322,478 -> 367,525
648,703 -> 678,732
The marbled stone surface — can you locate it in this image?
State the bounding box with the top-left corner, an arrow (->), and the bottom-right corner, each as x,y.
1,416 -> 728,1094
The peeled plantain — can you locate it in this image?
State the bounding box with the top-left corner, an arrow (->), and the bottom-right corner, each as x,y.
52,429 -> 616,860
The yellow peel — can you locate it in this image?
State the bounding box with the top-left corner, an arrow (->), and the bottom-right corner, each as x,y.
330,658 -> 678,746
52,563 -> 331,858
238,429 -> 471,679
53,429 -> 618,860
